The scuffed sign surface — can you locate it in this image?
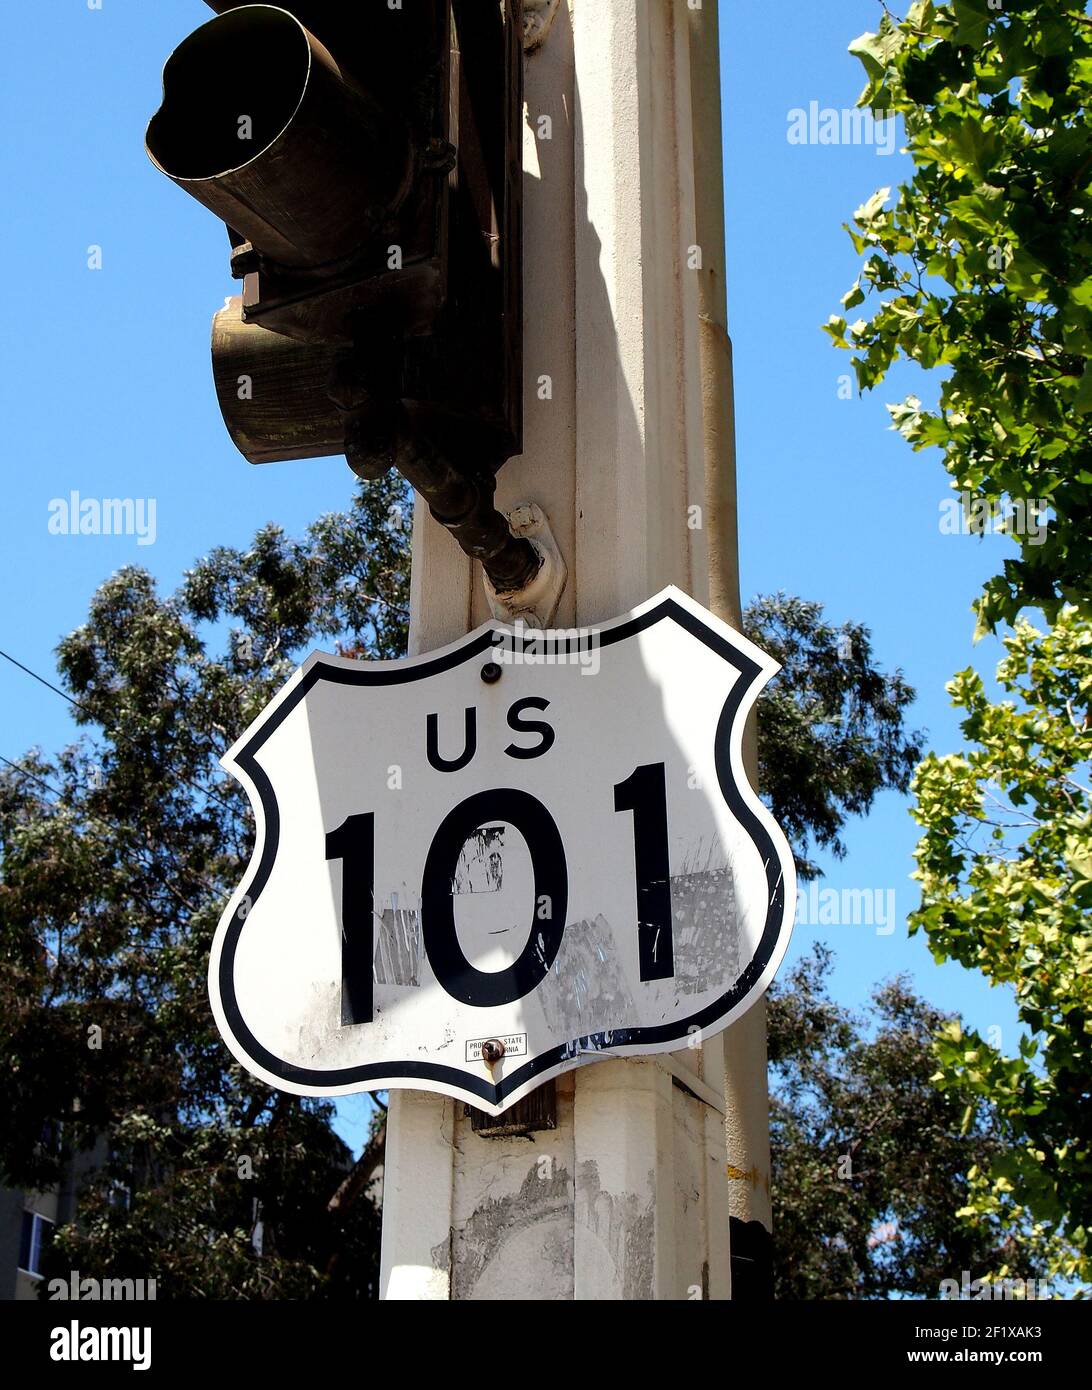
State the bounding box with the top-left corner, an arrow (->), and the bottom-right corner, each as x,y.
209,586 -> 797,1114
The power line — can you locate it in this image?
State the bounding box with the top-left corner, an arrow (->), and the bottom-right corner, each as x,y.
0,646 -> 235,813
0,648 -> 81,712
0,752 -> 226,906
0,753 -> 67,803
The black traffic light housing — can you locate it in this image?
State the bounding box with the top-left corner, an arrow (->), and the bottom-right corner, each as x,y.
148,1 -> 538,592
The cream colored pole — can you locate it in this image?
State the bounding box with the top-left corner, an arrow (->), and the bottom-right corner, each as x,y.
381,0 -> 750,1300
688,2 -> 774,1297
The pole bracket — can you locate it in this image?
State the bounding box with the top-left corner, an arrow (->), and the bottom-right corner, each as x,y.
483,503 -> 567,628
523,0 -> 562,52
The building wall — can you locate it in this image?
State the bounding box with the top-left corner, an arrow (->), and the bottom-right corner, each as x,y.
1,1142 -> 102,1301
0,1184 -> 61,1301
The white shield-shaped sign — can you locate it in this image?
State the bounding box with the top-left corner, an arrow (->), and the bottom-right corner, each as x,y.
210,587 -> 796,1113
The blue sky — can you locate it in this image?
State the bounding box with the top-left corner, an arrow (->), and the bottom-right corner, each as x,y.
721,0 -> 1022,1043
0,1 -> 1026,1150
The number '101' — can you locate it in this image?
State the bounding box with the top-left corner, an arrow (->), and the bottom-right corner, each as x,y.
325,762 -> 674,1024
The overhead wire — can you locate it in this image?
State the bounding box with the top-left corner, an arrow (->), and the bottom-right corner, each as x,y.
0,646 -> 235,812
0,752 -> 68,803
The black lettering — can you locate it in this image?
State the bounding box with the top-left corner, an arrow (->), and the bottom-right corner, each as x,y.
504,696 -> 555,760
422,789 -> 567,1006
427,707 -> 477,772
325,814 -> 375,1024
614,763 -> 674,980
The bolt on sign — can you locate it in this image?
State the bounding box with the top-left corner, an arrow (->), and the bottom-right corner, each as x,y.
210,588 -> 797,1114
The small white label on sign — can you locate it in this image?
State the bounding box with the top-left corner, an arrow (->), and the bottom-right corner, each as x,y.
465,1033 -> 528,1063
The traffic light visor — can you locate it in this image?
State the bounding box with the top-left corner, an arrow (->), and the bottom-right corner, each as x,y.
146,4 -> 411,269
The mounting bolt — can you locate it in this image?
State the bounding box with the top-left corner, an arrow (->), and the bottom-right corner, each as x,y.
483,502 -> 567,628
481,1039 -> 505,1066
480,662 -> 503,685
229,240 -> 260,278
423,137 -> 457,174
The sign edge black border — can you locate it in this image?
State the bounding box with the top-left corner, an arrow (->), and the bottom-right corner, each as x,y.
215,597 -> 789,1107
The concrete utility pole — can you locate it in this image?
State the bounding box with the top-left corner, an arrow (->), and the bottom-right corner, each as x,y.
381,0 -> 771,1301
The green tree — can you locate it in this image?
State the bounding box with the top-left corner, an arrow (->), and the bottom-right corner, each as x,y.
827,0 -> 1092,633
911,608 -> 1092,1286
768,945 -> 1036,1299
0,477 -> 409,1298
0,479 -> 920,1295
744,594 -> 922,880
825,0 -> 1092,1293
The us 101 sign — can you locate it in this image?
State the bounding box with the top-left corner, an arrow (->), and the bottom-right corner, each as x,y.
210,587 -> 797,1113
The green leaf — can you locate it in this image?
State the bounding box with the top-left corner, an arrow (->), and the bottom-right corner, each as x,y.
855,188 -> 892,226
1075,366 -> 1092,416
848,27 -> 904,81
951,0 -> 991,48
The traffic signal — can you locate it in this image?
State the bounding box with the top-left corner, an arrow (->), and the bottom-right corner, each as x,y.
148,1 -> 537,592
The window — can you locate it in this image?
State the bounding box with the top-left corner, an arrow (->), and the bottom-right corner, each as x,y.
18,1210 -> 54,1278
